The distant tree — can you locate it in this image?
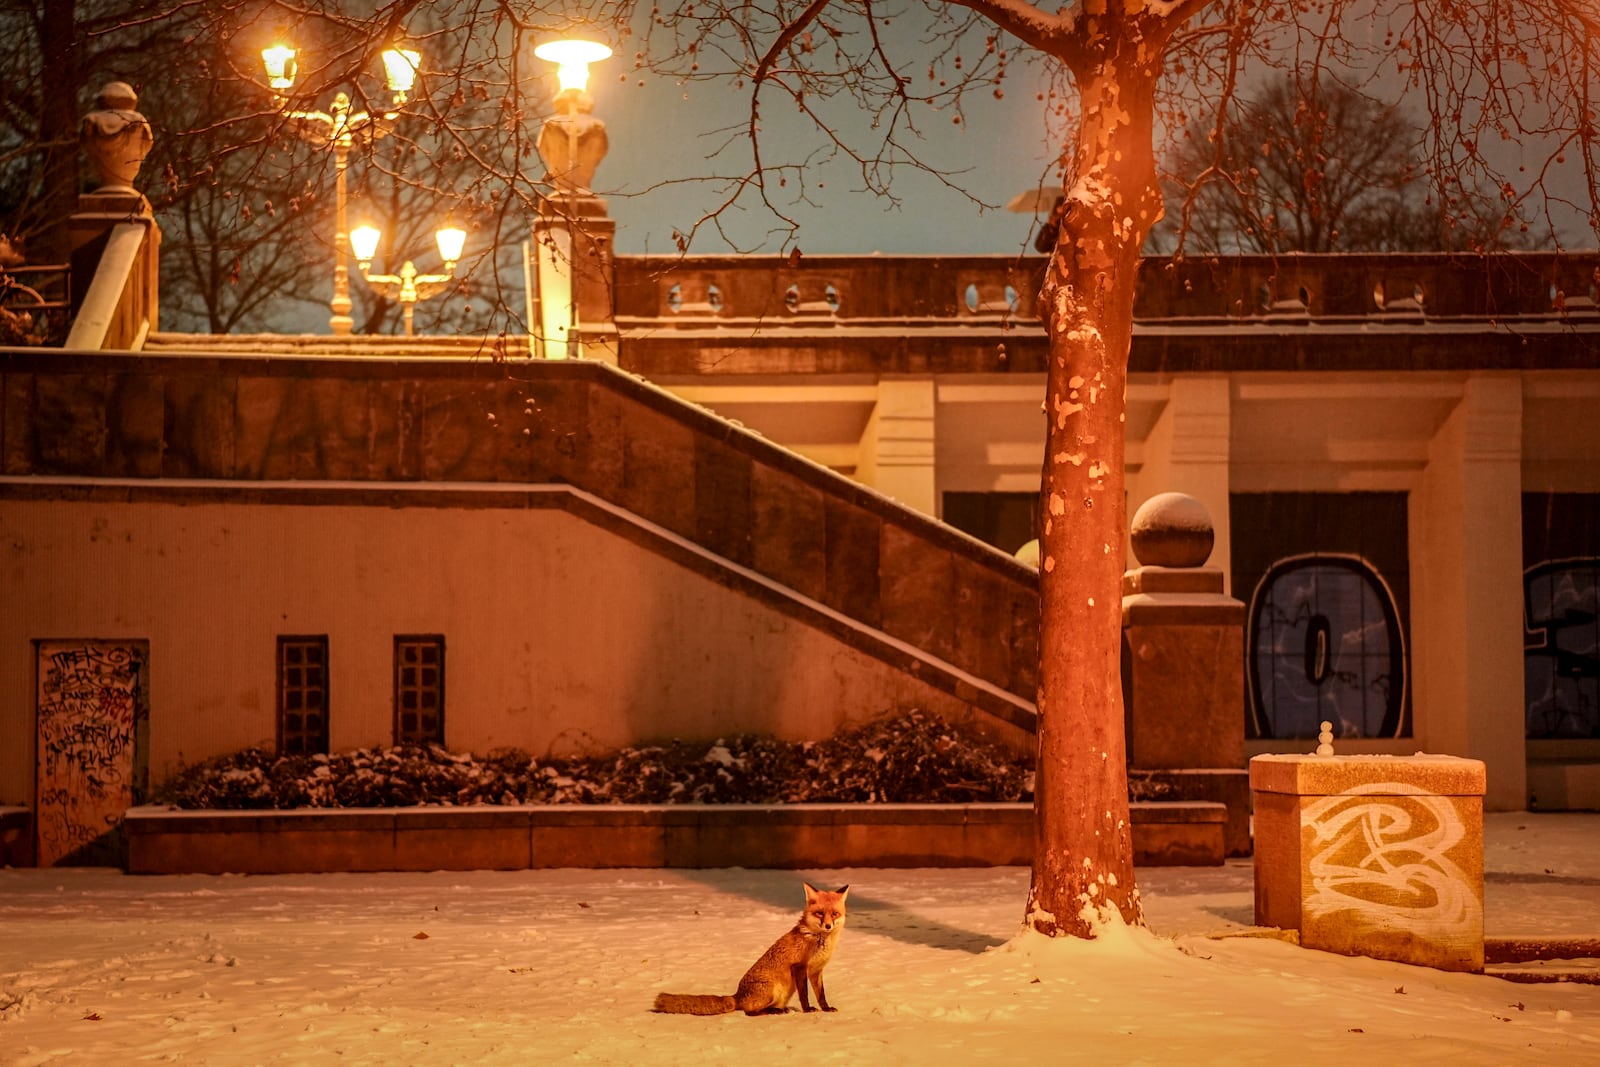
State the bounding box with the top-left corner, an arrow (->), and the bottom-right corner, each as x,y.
1156,75 -> 1542,254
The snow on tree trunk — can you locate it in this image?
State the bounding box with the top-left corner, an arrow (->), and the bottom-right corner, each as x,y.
1026,32 -> 1165,939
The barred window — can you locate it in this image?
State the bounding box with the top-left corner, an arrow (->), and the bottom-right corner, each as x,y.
277,636 -> 329,755
394,635 -> 445,745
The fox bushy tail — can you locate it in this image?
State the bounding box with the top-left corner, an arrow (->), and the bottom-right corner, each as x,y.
652,993 -> 736,1015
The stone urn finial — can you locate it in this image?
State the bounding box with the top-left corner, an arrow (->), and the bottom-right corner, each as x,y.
1130,491 -> 1214,568
81,81 -> 153,193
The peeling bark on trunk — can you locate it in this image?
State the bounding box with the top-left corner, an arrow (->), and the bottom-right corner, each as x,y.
1026,34 -> 1165,939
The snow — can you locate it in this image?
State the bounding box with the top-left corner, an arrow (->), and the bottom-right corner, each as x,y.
2,812 -> 1597,1065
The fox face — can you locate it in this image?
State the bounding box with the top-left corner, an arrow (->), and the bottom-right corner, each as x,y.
802,882 -> 849,934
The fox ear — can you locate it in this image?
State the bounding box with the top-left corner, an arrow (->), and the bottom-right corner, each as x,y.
837,884 -> 850,898
803,881 -> 819,900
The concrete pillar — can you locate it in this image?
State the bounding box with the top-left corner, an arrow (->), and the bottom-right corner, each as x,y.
858,377 -> 936,516
1129,376 -> 1233,592
531,202 -> 617,364
1411,375 -> 1526,810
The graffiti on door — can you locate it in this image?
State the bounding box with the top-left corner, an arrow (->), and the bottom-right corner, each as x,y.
35,640 -> 149,866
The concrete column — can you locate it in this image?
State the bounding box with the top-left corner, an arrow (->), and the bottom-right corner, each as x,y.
1411,375 -> 1526,810
858,377 -> 936,516
1129,375 -> 1233,592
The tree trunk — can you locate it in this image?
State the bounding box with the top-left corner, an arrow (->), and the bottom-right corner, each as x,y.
1026,39 -> 1164,938
35,0 -> 81,262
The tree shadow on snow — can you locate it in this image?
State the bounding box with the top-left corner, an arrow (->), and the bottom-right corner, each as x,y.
676,869 -> 1007,954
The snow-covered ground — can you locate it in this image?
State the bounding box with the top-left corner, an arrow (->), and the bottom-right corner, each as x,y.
2,812 -> 1597,1065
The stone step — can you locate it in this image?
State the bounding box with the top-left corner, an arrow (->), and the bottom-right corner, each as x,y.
1484,936 -> 1600,985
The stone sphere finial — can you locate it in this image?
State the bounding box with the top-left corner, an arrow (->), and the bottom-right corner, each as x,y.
81,81 -> 152,193
1130,491 -> 1214,568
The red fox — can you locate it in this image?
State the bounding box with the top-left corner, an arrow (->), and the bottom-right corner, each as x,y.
652,882 -> 849,1016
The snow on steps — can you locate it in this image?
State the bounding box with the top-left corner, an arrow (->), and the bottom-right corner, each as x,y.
123,800 -> 1226,875
1484,937 -> 1600,985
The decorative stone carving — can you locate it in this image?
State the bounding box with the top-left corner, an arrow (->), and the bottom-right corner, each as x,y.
537,89 -> 608,198
81,82 -> 152,193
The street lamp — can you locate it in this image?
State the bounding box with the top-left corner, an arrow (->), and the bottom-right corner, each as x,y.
348,221 -> 466,337
533,38 -> 611,198
261,39 -> 421,335
531,37 -> 613,361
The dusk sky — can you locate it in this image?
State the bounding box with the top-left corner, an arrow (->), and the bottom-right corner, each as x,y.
579,24 -> 1059,257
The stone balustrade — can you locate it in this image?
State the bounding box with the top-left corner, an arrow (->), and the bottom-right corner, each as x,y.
615,251 -> 1600,326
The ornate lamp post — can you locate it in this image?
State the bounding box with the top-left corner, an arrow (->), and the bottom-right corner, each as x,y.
532,38 -> 612,200
347,221 -> 466,336
531,37 -> 614,361
261,41 -> 421,335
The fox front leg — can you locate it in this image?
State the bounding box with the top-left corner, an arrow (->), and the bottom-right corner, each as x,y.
812,972 -> 835,1012
791,963 -> 814,1012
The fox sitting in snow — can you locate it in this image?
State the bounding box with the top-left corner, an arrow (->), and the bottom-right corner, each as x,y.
652,882 -> 849,1016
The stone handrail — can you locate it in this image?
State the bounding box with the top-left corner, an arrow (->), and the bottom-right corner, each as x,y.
64,216 -> 159,350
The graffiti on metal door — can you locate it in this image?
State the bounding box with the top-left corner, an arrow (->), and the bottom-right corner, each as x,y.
35,640 -> 149,866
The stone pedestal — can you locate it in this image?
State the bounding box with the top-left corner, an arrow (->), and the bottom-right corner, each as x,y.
1121,492 -> 1250,855
531,197 -> 617,363
1251,753 -> 1487,971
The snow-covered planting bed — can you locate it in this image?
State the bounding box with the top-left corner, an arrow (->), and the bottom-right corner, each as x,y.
150,712 -> 1047,810
131,713 -> 1222,873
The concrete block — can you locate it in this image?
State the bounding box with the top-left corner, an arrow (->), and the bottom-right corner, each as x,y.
1251,753 -> 1486,972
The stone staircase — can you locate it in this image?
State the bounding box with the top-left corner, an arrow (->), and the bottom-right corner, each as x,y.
5,343 -> 1040,739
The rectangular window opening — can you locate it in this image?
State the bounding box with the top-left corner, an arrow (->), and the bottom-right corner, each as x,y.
394,635 -> 446,746
277,635 -> 329,756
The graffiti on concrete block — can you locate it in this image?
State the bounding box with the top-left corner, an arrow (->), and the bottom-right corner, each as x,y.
35,640 -> 148,866
1301,783 -> 1479,942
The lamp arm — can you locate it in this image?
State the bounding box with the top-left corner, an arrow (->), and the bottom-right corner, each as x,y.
281,108 -> 338,145
410,270 -> 455,301
358,270 -> 406,293
339,109 -> 398,144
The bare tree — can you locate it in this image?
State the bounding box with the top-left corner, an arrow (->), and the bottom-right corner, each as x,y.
618,0 -> 1600,939
1156,74 -> 1542,253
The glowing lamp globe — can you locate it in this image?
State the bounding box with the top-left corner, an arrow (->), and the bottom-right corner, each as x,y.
533,38 -> 612,94
261,44 -> 298,91
348,224 -> 382,266
434,224 -> 466,266
381,47 -> 421,94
